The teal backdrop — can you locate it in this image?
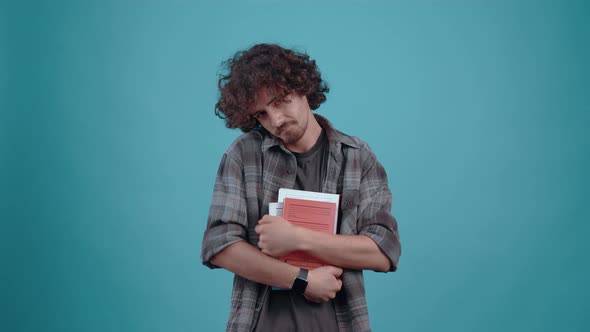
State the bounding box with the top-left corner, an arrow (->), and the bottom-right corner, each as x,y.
4,0 -> 589,331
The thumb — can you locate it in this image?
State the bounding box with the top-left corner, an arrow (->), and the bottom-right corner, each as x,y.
258,215 -> 272,224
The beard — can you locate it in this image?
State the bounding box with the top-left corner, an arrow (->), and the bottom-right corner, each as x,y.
276,122 -> 307,146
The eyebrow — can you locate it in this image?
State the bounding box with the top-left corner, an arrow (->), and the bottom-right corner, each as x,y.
266,94 -> 282,106
252,94 -> 283,115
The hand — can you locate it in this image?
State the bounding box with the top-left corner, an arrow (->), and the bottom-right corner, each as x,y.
304,266 -> 343,303
255,215 -> 300,257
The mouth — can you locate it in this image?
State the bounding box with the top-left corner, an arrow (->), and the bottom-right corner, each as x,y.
275,124 -> 290,136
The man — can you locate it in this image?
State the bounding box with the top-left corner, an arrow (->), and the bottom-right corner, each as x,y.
201,44 -> 401,332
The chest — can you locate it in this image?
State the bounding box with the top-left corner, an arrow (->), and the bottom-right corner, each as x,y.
242,147 -> 363,240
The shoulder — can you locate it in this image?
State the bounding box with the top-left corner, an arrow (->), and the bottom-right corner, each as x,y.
330,126 -> 375,159
224,130 -> 265,162
331,128 -> 383,180
318,114 -> 370,152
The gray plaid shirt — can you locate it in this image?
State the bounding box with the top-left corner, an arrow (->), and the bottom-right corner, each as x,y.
202,115 -> 401,332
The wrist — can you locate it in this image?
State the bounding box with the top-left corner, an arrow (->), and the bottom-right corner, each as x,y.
294,226 -> 310,251
291,268 -> 309,294
281,264 -> 300,289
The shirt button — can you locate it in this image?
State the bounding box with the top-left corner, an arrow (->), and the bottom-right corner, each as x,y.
287,169 -> 295,174
342,200 -> 348,207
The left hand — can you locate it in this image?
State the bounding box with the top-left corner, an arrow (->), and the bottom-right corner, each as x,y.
255,215 -> 301,257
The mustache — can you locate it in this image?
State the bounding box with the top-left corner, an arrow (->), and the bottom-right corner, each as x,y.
275,122 -> 291,134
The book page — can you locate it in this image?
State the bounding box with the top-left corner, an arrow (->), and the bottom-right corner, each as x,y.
268,202 -> 283,216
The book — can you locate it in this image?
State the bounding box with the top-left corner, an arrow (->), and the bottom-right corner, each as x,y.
269,189 -> 339,269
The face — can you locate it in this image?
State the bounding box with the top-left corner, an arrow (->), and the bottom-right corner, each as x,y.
251,89 -> 312,148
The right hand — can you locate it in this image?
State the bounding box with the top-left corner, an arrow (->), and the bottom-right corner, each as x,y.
303,266 -> 343,303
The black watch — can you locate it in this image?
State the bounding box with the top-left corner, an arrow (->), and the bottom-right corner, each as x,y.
291,268 -> 309,294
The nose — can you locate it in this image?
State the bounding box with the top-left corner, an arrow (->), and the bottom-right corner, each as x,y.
269,109 -> 285,128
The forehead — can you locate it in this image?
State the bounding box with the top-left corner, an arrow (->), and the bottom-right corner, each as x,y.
253,88 -> 282,109
255,88 -> 274,104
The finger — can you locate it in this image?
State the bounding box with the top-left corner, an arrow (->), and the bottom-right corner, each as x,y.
304,291 -> 321,303
255,225 -> 262,234
328,266 -> 343,277
337,279 -> 343,290
258,216 -> 272,224
308,296 -> 321,304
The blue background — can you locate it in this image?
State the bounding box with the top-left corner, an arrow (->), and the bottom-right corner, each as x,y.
4,0 -> 589,331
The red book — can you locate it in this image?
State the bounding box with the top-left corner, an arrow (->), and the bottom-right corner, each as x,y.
280,198 -> 338,269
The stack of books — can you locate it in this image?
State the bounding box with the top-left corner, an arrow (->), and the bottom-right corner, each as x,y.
269,188 -> 340,269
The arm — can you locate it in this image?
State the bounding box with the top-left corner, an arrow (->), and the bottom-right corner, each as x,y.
210,240 -> 300,289
210,241 -> 344,303
256,216 -> 391,272
297,230 -> 390,271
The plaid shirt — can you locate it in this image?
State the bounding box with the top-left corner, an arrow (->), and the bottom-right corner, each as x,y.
202,115 -> 401,332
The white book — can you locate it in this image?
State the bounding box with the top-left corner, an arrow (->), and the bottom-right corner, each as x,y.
278,188 -> 340,207
269,202 -> 283,216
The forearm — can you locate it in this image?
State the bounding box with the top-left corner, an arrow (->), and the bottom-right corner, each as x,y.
296,229 -> 391,272
210,241 -> 300,289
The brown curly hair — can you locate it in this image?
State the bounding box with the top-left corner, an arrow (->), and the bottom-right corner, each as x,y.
215,44 -> 329,132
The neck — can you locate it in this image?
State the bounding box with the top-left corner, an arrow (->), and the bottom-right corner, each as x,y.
285,113 -> 322,153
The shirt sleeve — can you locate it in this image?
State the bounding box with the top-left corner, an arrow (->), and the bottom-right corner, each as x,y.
201,152 -> 249,269
356,145 -> 402,272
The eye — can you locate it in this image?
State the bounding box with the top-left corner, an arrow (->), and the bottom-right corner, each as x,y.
253,111 -> 267,120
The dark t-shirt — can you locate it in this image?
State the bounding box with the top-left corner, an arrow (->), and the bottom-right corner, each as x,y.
254,130 -> 338,332
292,129 -> 328,193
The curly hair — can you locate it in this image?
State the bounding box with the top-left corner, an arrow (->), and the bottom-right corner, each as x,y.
215,44 -> 329,132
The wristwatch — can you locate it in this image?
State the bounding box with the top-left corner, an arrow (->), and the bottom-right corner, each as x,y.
291,268 -> 309,294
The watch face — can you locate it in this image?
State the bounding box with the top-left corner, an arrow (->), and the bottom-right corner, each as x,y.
292,277 -> 308,294
292,269 -> 309,294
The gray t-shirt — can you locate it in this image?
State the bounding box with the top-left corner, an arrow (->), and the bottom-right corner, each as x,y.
292,129 -> 329,193
254,130 -> 338,332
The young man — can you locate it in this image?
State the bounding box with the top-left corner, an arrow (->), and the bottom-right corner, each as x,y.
201,44 -> 401,332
